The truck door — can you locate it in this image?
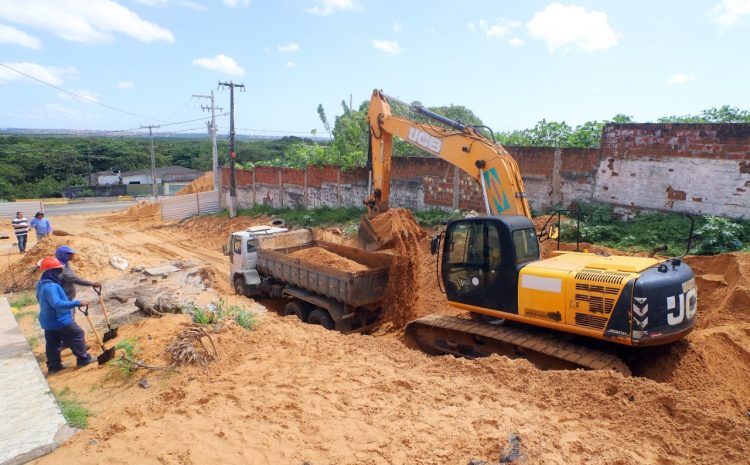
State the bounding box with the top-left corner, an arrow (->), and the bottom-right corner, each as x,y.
483,221 -> 519,314
230,234 -> 244,277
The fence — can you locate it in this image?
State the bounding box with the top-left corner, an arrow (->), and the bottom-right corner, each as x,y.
160,191 -> 221,221
0,201 -> 44,220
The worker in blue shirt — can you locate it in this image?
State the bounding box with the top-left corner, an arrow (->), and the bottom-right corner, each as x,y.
36,256 -> 94,375
29,212 -> 52,241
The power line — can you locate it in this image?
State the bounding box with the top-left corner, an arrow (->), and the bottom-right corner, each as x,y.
0,62 -> 166,123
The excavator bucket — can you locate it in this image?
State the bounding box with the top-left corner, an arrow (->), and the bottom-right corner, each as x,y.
358,213 -> 394,251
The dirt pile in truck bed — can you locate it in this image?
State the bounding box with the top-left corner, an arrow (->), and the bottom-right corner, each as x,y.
291,247 -> 371,273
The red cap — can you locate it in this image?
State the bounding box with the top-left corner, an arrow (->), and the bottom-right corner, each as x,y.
38,256 -> 64,271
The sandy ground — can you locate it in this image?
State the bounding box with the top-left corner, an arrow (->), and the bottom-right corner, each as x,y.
2,208 -> 749,465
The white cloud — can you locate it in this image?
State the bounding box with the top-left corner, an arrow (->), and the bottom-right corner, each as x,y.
307,0 -> 355,15
711,0 -> 750,26
134,0 -> 167,5
371,39 -> 401,55
667,73 -> 695,85
134,0 -> 207,10
469,18 -> 521,45
509,37 -> 524,46
223,0 -> 250,7
176,1 -> 207,11
59,88 -> 99,103
0,0 -> 175,45
0,23 -> 41,49
117,80 -> 134,89
285,61 -> 295,68
393,21 -> 402,32
485,19 -> 520,39
192,54 -> 245,75
0,62 -> 78,86
526,3 -> 620,53
278,42 -> 299,53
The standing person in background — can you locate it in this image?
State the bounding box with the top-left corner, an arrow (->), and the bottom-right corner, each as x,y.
29,212 -> 52,241
55,245 -> 100,301
36,256 -> 94,375
11,211 -> 29,253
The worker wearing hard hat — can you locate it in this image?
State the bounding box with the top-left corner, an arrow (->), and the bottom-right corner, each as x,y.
54,245 -> 100,301
36,256 -> 94,375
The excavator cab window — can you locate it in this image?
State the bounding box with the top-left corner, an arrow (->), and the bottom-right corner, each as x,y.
512,228 -> 540,265
443,222 -> 487,302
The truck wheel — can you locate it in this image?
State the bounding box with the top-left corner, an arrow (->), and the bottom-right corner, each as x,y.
284,301 -> 309,322
307,309 -> 335,330
234,277 -> 246,296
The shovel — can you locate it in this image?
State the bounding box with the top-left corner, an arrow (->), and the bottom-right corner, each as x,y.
78,304 -> 116,365
93,285 -> 118,342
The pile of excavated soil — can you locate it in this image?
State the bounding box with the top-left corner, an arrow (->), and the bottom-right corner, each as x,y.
290,247 -> 371,273
178,215 -> 269,250
109,201 -> 161,224
175,172 -> 213,196
379,208 -> 426,330
31,312 -> 750,465
686,252 -> 750,327
0,235 -> 131,292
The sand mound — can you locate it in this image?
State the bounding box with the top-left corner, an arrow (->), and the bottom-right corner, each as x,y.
378,208 -> 426,329
178,215 -> 269,250
175,172 -> 213,196
110,201 -> 162,224
291,247 -> 371,273
685,252 -> 750,327
0,235 -> 131,292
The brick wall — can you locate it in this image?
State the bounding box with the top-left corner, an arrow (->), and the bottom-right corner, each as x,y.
220,123 -> 749,218
595,123 -> 750,217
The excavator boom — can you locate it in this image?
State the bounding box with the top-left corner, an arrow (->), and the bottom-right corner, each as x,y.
359,89 -> 532,250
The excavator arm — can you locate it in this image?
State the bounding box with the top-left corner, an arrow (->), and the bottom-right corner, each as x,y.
359,89 -> 532,250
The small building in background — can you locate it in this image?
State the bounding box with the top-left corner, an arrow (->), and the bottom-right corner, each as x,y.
120,166 -> 204,196
89,170 -> 121,186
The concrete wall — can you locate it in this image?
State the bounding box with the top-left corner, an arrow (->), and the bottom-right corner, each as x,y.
220,123 -> 749,218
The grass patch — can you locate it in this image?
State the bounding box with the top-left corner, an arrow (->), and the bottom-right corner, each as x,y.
187,299 -> 257,330
13,310 -> 36,320
558,202 -> 750,256
413,208 -> 463,227
55,387 -> 90,429
27,335 -> 38,349
10,293 -> 36,308
107,338 -> 141,378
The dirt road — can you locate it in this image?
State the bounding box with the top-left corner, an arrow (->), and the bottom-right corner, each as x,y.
2,207 -> 748,465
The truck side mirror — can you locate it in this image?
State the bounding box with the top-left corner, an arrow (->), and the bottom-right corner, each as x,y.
430,235 -> 441,255
222,244 -> 230,256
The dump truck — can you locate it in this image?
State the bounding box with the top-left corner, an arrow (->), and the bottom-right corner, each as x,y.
225,226 -> 392,332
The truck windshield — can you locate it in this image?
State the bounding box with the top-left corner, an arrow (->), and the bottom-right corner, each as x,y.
512,228 -> 540,264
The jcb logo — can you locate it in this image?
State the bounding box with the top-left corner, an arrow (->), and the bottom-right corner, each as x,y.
666,288 -> 697,325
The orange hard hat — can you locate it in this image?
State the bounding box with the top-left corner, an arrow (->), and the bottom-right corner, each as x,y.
38,256 -> 64,271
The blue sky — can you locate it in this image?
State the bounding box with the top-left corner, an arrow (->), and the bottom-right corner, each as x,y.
1,0 -> 749,136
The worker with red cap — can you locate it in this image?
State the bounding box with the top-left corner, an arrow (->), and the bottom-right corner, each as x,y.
36,256 -> 94,375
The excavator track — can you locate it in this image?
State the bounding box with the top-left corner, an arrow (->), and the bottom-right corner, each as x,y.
405,314 -> 631,376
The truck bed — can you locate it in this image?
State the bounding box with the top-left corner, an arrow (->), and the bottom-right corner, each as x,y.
257,240 -> 392,307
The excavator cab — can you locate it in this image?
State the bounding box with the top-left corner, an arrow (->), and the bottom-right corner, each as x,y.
440,216 -> 539,313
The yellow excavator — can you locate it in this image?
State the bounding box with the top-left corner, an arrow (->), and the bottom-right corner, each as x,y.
359,89 -> 697,375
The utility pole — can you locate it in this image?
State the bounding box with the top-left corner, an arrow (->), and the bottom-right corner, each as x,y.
193,91 -> 223,193
218,81 -> 245,217
141,125 -> 161,200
